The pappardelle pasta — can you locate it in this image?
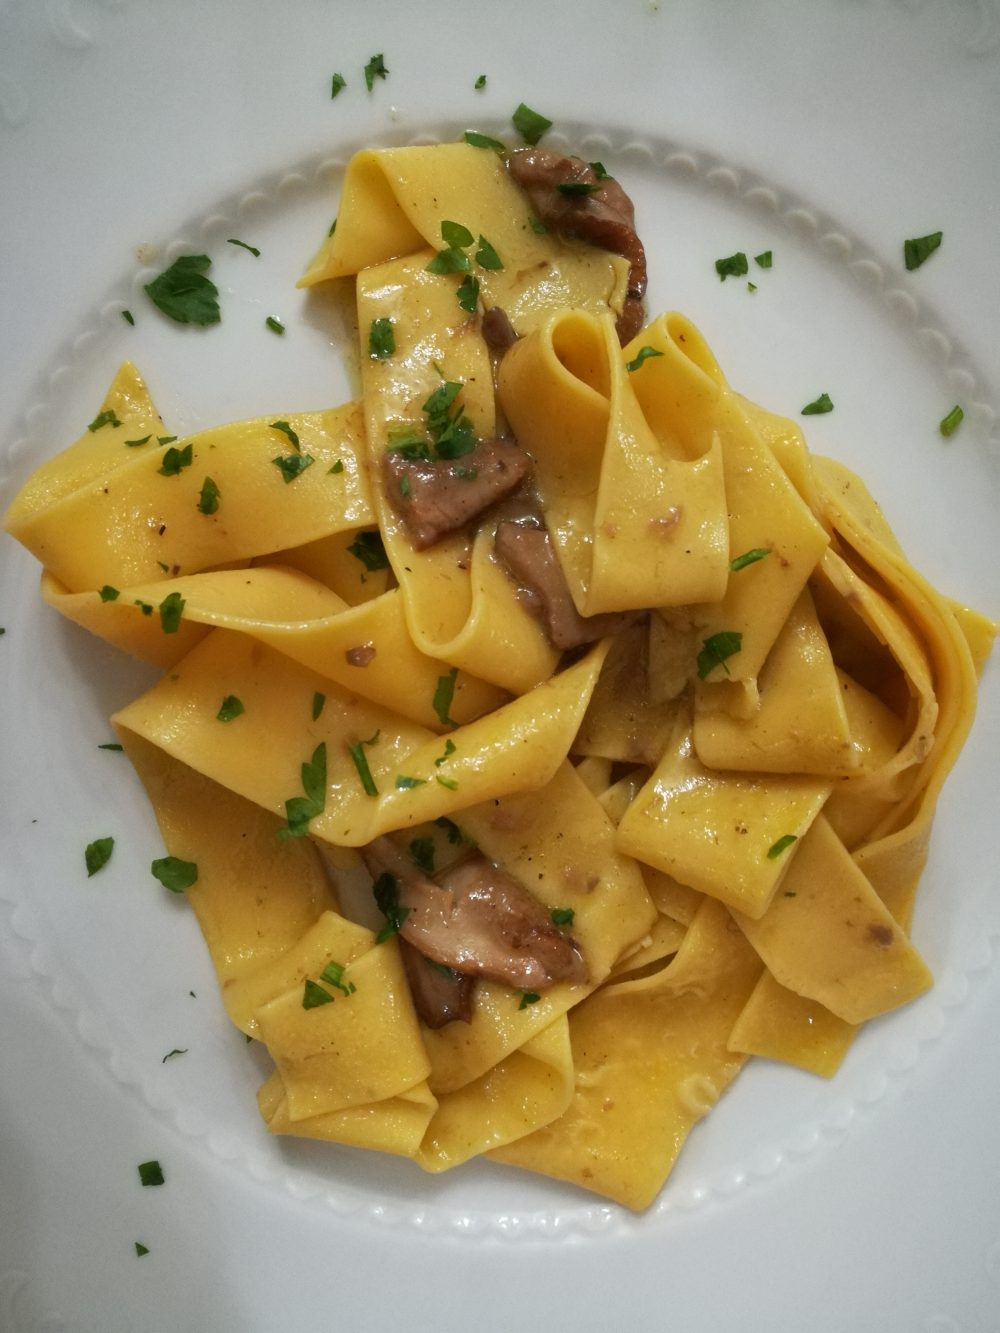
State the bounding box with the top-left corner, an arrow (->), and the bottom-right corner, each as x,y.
6,140 -> 995,1211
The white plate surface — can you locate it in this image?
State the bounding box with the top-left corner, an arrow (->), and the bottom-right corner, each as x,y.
1,3 -> 998,1331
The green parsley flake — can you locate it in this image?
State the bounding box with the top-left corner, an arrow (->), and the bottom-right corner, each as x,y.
144,254 -> 220,326
697,630 -> 743,680
138,1161 -> 164,1187
278,742 -> 328,839
328,459 -> 345,474
556,181 -> 599,197
197,476 -> 220,515
442,220 -> 475,248
158,443 -> 193,476
434,738 -> 456,767
512,102 -> 552,145
348,736 -> 379,797
435,774 -> 459,791
88,408 -> 122,432
767,834 -> 798,860
151,856 -> 199,892
265,315 -> 285,335
519,990 -> 541,1009
272,453 -> 315,483
747,282 -> 758,293
364,53 -> 388,91
373,872 -> 410,943
158,436 -> 178,446
433,666 -> 458,727
85,836 -> 114,877
270,420 -> 300,450
217,695 -> 245,722
125,435 -> 152,447
134,600 -> 154,616
227,237 -> 260,257
456,273 -> 480,313
328,218 -> 338,237
940,405 -> 964,437
302,979 -> 335,1009
589,161 -> 611,180
134,1243 -> 149,1257
122,310 -> 135,326
550,907 -> 575,927
395,775 -> 427,790
98,742 -> 124,751
320,960 -> 356,996
421,381 -> 475,458
904,231 -> 942,271
463,129 -> 505,152
625,346 -> 664,373
729,547 -> 770,572
348,530 -> 390,571
99,585 -> 120,602
435,816 -> 469,845
312,691 -> 326,720
475,235 -> 503,270
158,591 -> 185,634
529,217 -> 548,235
754,250 -> 773,269
474,74 -> 487,90
161,1048 -> 188,1063
715,252 -> 749,281
801,392 -> 834,416
330,71 -> 346,98
409,837 -> 435,874
368,317 -> 396,359
426,246 -> 472,275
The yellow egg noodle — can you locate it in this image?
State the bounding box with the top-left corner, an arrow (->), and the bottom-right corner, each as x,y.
5,141 -> 995,1212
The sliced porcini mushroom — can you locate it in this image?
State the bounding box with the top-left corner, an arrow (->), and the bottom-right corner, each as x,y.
361,836 -> 587,991
494,519 -> 638,650
481,305 -> 520,352
398,938 -> 474,1028
505,148 -> 647,344
383,437 -> 533,549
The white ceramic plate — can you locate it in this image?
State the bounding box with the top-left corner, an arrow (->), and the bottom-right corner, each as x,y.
1,3 -> 998,1330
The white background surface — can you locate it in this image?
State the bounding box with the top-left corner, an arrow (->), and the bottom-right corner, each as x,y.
1,2 -> 999,1330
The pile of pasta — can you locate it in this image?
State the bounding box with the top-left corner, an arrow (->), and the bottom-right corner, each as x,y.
6,143 -> 995,1211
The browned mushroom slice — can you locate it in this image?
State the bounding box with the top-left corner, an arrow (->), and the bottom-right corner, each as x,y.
481,305 -> 520,352
383,437 -> 532,550
398,938 -> 474,1028
505,149 -> 648,343
494,519 -> 638,650
361,836 -> 587,991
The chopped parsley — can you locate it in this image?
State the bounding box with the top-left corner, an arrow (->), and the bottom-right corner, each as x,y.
435,774 -> 459,791
512,102 -> 551,145
409,837 -> 435,874
904,231 -> 942,271
348,735 -> 379,797
801,392 -> 834,416
330,71 -> 346,98
426,245 -> 471,275
556,181 -> 599,197
747,282 -> 757,293
433,666 -> 458,727
328,218 -> 338,236
368,317 -> 396,359
272,453 -> 315,483
144,254 -> 220,326
939,405 -> 964,437
347,530 -> 390,571
373,872 -> 409,942
226,237 -> 260,257
98,585 -> 120,602
85,836 -> 114,877
474,74 -> 487,90
98,742 -> 124,751
697,630 -> 743,680
125,435 -> 152,447
158,443 -> 193,476
270,420 -> 300,450
158,591 -> 185,634
161,1048 -> 187,1063
754,250 -> 773,269
395,775 -> 427,789
767,834 -> 798,860
122,310 -> 135,326
519,990 -> 541,1009
364,53 -> 388,91
151,856 -> 199,892
442,220 -> 475,248
423,381 -> 475,458
278,742 -> 328,838
157,435 -> 178,445
729,547 -> 770,572
197,476 -> 220,515
312,691 -> 326,720
216,695 -> 244,722
550,907 -> 575,927
463,129 -> 505,151
88,409 -> 122,432
138,1161 -> 164,1187
134,600 -> 154,616
474,235 -> 503,270
328,459 -> 345,474
528,217 -> 548,235
435,816 -> 469,845
434,738 -> 456,767
320,960 -> 356,996
625,346 -> 663,372
715,252 -> 749,281
589,161 -> 611,180
134,1243 -> 149,1256
265,315 -> 285,335
302,979 -> 335,1009
456,273 -> 480,313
